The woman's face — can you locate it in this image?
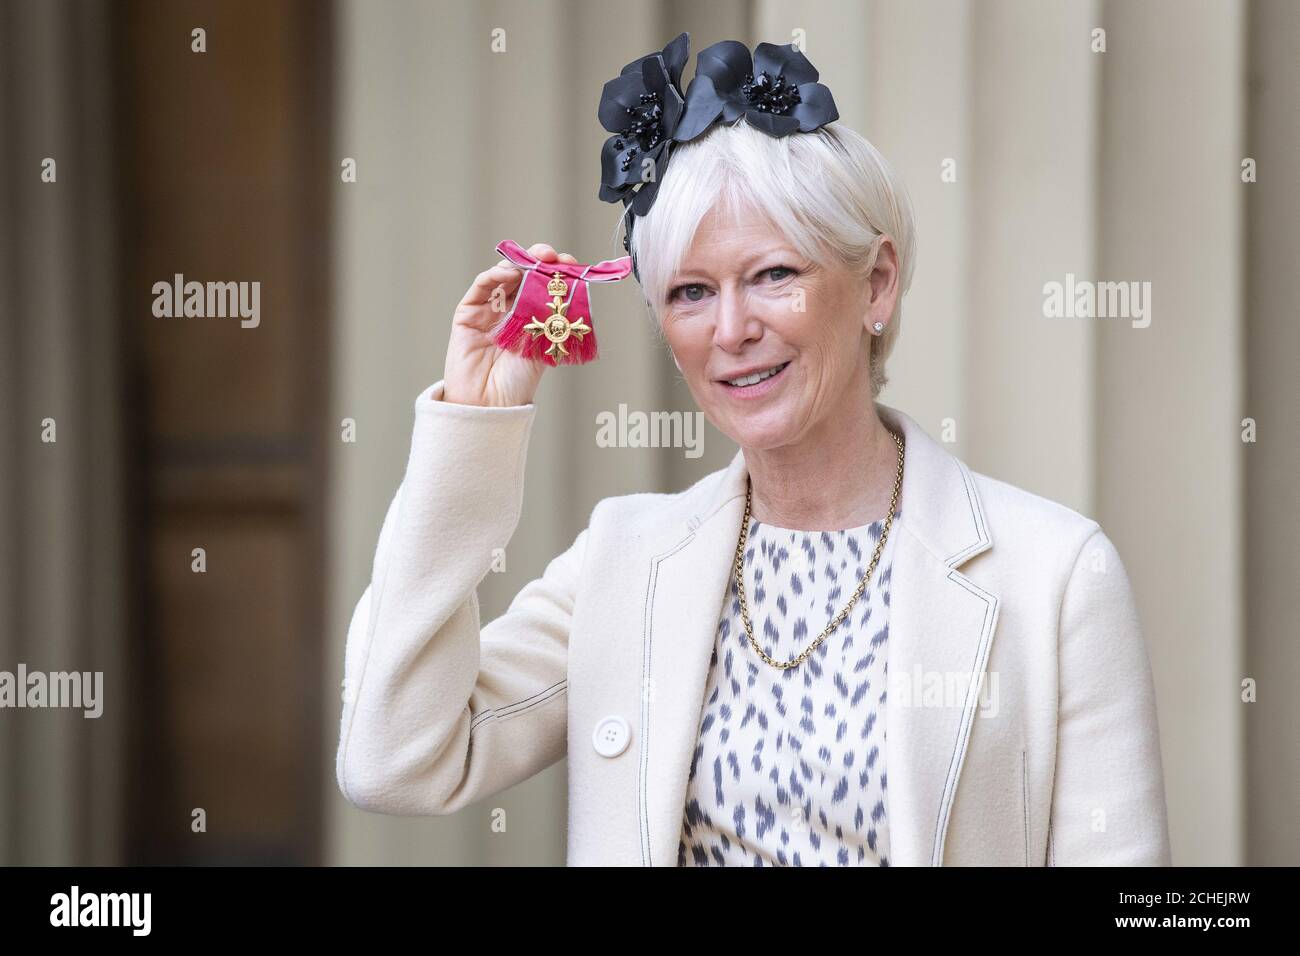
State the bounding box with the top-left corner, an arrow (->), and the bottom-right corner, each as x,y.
660,203 -> 890,451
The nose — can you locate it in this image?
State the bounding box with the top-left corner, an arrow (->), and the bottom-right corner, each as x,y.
712,285 -> 762,352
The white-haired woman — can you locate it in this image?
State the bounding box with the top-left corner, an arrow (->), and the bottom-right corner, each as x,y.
335,35 -> 1171,867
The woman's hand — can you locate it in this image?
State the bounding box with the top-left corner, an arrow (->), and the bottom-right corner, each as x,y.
442,242 -> 579,407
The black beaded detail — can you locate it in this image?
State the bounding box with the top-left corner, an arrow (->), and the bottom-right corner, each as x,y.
614,91 -> 665,171
741,71 -> 802,114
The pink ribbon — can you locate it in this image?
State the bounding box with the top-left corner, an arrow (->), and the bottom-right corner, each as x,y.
490,239 -> 634,366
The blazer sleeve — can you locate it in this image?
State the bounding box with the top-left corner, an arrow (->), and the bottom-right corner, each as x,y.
1047,526 -> 1172,865
335,379 -> 585,816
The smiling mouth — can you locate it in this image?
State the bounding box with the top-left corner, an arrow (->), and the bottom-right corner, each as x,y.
721,361 -> 791,388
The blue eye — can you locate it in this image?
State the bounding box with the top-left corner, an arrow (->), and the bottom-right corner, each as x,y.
669,267 -> 795,303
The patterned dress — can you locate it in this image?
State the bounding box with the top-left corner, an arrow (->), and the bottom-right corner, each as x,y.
677,509 -> 899,866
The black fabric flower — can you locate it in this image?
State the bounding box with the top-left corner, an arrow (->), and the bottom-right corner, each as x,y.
597,32 -> 689,221
676,40 -> 838,141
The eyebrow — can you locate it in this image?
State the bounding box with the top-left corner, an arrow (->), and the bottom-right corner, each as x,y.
672,247 -> 798,281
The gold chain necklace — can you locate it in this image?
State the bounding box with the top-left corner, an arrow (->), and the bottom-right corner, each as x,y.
733,429 -> 904,670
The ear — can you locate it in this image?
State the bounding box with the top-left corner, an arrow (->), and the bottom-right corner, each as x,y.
863,236 -> 900,334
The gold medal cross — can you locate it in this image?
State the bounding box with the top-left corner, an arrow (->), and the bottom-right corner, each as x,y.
524,272 -> 591,360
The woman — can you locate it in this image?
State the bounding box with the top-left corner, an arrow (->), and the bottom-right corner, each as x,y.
335,34 -> 1171,867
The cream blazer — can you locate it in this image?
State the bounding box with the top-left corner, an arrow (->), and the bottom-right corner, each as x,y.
336,379 -> 1173,866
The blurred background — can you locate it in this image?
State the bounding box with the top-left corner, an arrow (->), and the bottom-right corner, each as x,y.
0,0 -> 1296,866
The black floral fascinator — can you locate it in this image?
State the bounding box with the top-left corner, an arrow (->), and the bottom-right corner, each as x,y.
596,33 -> 840,273
597,32 -> 690,220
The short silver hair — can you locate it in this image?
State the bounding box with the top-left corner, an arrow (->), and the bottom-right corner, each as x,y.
623,119 -> 917,397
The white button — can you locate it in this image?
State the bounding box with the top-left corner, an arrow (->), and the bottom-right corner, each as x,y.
592,715 -> 631,757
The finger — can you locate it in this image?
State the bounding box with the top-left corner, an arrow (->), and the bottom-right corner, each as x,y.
529,242 -> 558,262
557,253 -> 578,265
460,262 -> 524,307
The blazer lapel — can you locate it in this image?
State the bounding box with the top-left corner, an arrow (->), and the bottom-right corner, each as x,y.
874,403 -> 1000,866
636,403 -> 999,867
636,451 -> 748,866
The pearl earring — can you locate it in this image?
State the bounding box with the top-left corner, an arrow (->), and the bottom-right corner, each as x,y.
872,322 -> 884,334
